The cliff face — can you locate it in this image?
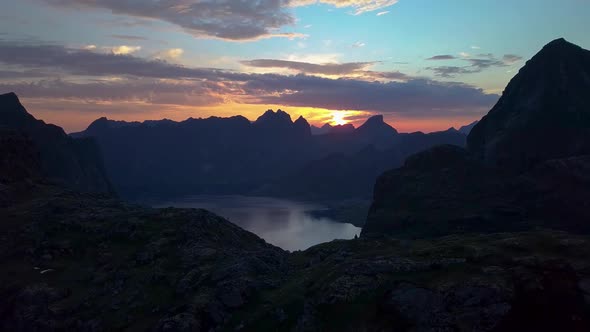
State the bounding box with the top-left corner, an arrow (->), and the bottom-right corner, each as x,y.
0,129 -> 41,184
363,39 -> 590,239
0,93 -> 113,194
467,38 -> 590,172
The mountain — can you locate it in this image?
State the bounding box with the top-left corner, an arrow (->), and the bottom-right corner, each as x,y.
468,38 -> 590,172
363,38 -> 590,238
458,120 -> 478,134
76,111 -> 467,200
262,128 -> 466,202
0,93 -> 113,194
74,110 -> 317,198
329,123 -> 355,134
311,123 -> 333,135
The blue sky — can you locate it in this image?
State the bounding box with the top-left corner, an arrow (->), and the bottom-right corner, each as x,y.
1,0 -> 589,132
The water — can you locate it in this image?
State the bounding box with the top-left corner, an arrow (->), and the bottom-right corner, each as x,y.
154,195 -> 361,251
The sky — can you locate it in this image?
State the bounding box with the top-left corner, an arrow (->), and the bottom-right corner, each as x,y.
1,0 -> 589,133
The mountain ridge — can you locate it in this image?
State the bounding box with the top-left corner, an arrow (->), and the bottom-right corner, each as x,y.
364,38 -> 590,238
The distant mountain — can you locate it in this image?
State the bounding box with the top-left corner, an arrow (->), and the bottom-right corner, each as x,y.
458,120 -> 478,135
0,93 -> 113,194
74,103 -> 468,200
311,123 -> 358,136
311,123 -> 333,135
468,38 -> 590,172
75,110 -> 316,198
364,38 -> 590,238
329,123 -> 356,134
259,128 -> 466,201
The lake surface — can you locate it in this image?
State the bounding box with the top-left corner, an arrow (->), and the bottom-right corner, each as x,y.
154,195 -> 361,251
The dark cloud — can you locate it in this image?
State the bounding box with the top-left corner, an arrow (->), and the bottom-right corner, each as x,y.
241,59 -> 375,75
426,55 -> 456,61
240,75 -> 498,115
427,53 -> 523,77
465,58 -> 504,69
0,79 -> 223,106
38,0 -> 301,41
426,66 -> 476,78
0,40 -> 238,80
0,40 -> 498,118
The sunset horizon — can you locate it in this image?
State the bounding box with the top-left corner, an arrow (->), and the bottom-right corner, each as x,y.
3,1 -> 588,133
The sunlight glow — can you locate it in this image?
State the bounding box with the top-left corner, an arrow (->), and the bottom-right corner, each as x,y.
330,111 -> 348,125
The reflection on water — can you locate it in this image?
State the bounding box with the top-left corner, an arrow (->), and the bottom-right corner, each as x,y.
154,195 -> 361,251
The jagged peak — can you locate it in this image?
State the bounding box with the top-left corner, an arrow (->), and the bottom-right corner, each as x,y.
255,108 -> 293,124
294,115 -> 309,125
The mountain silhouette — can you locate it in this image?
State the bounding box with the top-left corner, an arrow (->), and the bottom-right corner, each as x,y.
364,38 -> 590,238
458,120 -> 478,134
75,110 -> 468,200
0,93 -> 113,194
468,38 -> 590,172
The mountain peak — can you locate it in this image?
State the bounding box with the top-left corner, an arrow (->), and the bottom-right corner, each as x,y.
542,37 -> 576,50
467,38 -> 590,172
0,92 -> 24,113
294,115 -> 310,127
86,117 -> 112,131
357,114 -> 398,135
255,109 -> 293,125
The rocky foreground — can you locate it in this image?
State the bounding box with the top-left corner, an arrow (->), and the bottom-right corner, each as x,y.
2,186 -> 590,331
0,185 -> 288,331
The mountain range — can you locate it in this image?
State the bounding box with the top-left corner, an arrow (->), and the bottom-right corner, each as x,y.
74,108 -> 468,201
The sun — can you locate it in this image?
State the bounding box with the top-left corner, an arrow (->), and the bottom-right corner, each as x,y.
330,111 -> 348,126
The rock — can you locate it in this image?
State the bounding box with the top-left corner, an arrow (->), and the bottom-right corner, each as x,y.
154,313 -> 200,332
468,38 -> 590,172
384,284 -> 451,331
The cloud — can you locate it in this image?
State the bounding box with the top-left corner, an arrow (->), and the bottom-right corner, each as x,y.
502,54 -> 523,65
352,41 -> 366,48
0,40 -> 233,80
0,39 -> 497,119
110,45 -> 141,55
241,75 -> 498,116
38,0 -> 302,41
290,0 -> 399,15
155,48 -> 185,61
240,58 -> 410,81
426,66 -> 476,78
426,52 -> 523,77
0,79 -> 223,106
241,59 -> 375,75
376,11 -> 390,16
427,55 -> 457,61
